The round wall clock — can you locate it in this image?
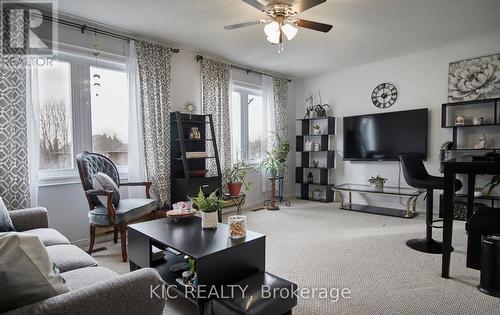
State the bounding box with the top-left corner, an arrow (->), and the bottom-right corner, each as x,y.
371,83 -> 398,109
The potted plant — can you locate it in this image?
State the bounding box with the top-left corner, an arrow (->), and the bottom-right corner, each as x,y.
483,175 -> 500,196
269,132 -> 290,161
368,175 -> 387,190
190,189 -> 224,229
259,152 -> 286,178
227,161 -> 253,196
313,124 -> 321,135
304,104 -> 331,118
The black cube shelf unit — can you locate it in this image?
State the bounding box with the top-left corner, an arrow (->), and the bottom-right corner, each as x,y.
295,116 -> 336,203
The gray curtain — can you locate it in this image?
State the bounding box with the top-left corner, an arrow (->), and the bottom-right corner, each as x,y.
201,59 -> 231,190
136,41 -> 171,208
273,77 -> 289,181
0,59 -> 30,210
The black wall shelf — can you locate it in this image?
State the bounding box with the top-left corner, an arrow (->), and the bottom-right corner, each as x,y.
170,112 -> 222,204
295,116 -> 336,202
441,98 -> 500,151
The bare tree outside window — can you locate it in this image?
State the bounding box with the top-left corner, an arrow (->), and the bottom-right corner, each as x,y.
39,99 -> 72,170
37,60 -> 74,171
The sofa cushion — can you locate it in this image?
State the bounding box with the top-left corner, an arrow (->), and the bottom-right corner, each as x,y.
46,245 -> 98,273
0,233 -> 70,313
62,266 -> 118,290
93,172 -> 120,207
89,198 -> 156,226
20,228 -> 70,247
0,197 -> 15,232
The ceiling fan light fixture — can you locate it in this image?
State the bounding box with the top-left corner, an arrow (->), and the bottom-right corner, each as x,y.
282,22 -> 298,40
264,21 -> 279,37
264,21 -> 280,44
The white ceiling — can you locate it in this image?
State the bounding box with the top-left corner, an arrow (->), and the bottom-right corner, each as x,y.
58,0 -> 500,78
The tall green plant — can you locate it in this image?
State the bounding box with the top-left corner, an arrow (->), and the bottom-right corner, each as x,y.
189,189 -> 224,213
269,131 -> 290,161
259,152 -> 286,178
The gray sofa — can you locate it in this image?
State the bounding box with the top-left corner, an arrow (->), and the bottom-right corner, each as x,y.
2,207 -> 165,315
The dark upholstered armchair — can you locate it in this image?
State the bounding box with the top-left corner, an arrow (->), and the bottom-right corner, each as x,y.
76,151 -> 156,262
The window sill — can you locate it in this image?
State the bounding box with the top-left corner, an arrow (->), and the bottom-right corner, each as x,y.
38,172 -> 129,187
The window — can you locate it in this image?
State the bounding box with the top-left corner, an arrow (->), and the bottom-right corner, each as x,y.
90,66 -> 129,166
34,50 -> 129,184
230,83 -> 263,164
37,60 -> 74,171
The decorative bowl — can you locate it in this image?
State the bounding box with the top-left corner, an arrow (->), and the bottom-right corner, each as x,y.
189,170 -> 208,177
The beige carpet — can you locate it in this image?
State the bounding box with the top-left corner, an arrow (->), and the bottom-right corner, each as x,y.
91,200 -> 500,314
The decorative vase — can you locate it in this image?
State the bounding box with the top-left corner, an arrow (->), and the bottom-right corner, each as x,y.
228,215 -> 247,239
472,117 -> 484,125
201,211 -> 218,229
228,182 -> 242,196
455,115 -> 465,126
189,127 -> 201,139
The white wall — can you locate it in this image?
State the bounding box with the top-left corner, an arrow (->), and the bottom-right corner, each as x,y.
294,33 -> 500,209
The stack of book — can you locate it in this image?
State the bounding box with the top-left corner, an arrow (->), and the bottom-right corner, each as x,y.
186,151 -> 208,158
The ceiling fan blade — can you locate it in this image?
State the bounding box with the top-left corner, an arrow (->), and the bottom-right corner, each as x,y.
291,0 -> 327,13
242,0 -> 267,12
295,19 -> 333,32
224,21 -> 262,30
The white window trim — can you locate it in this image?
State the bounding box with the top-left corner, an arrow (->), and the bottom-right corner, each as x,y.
231,82 -> 263,167
38,50 -> 129,186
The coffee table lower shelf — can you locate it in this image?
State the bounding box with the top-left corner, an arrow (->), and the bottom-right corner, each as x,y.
151,251 -> 197,304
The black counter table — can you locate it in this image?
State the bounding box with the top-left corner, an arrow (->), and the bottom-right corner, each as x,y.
441,156 -> 500,278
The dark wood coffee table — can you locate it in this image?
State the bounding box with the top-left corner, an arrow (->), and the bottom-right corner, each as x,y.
128,217 -> 265,315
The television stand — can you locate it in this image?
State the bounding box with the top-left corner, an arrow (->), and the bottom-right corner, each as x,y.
332,184 -> 423,218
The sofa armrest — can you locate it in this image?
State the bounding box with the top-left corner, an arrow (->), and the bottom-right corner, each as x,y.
9,207 -> 49,231
5,268 -> 166,315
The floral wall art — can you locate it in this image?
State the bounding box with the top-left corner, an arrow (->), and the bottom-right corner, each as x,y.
448,53 -> 500,102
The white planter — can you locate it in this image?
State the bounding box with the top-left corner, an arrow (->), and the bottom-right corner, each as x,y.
201,211 -> 218,229
313,128 -> 321,135
370,183 -> 384,190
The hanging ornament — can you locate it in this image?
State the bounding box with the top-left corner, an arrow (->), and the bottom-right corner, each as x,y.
91,29 -> 102,97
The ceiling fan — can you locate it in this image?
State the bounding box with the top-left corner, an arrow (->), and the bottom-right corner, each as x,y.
225,0 -> 332,49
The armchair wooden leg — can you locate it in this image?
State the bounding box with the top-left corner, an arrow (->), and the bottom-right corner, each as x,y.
113,226 -> 118,243
88,225 -> 96,255
119,224 -> 128,262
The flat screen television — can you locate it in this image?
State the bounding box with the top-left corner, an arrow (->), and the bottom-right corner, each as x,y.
343,109 -> 428,161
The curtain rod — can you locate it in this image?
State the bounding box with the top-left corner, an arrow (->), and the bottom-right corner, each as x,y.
196,55 -> 291,82
39,13 -> 179,53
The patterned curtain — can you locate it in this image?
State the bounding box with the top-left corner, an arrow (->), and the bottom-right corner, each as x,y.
201,59 -> 231,190
136,41 -> 171,208
273,77 -> 288,181
0,59 -> 30,210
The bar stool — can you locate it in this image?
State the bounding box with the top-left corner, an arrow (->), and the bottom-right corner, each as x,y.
400,155 -> 462,254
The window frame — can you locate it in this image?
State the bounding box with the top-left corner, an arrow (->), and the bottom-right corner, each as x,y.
231,81 -> 263,166
38,49 -> 128,186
